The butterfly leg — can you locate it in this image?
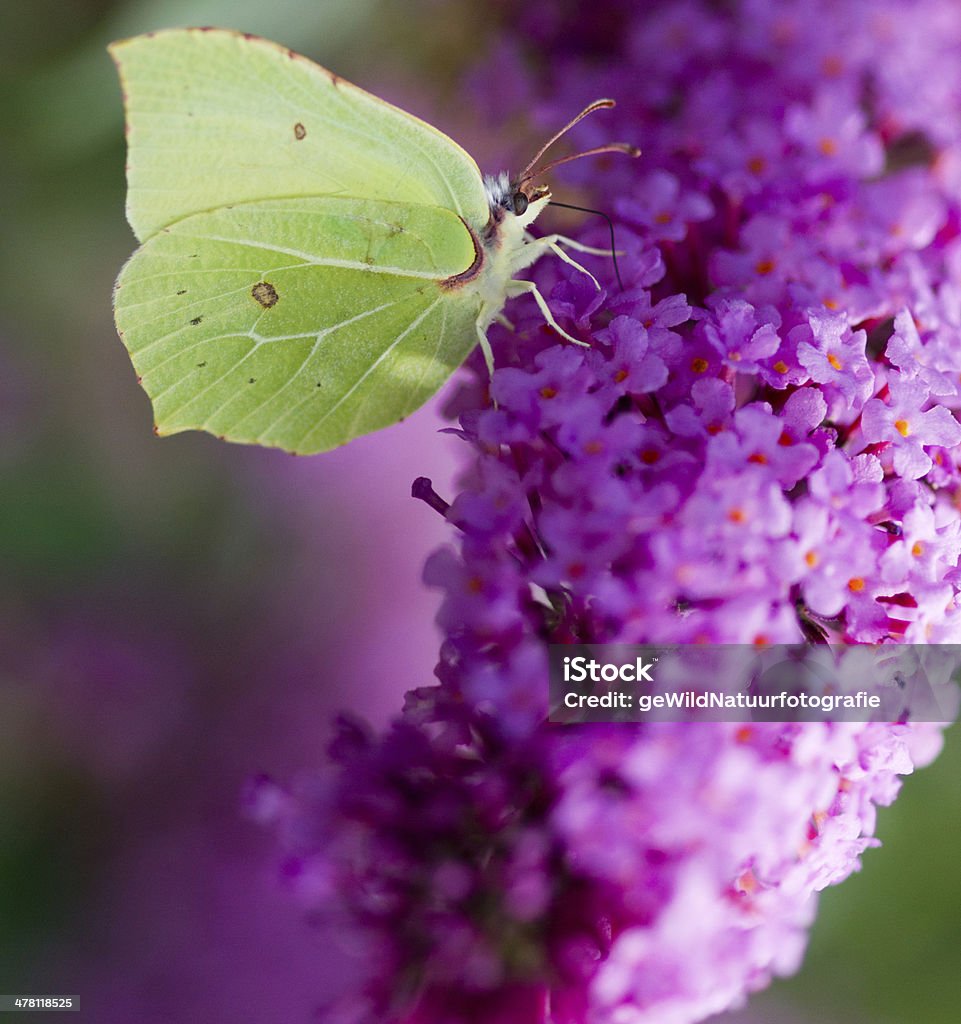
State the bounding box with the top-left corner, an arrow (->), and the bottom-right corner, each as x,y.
548,243 -> 600,290
535,233 -> 627,293
514,235 -> 600,289
476,318 -> 496,376
507,280 -> 589,347
551,234 -> 615,257
525,232 -> 613,257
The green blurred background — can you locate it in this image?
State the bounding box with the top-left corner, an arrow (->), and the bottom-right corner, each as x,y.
0,1 -> 958,1022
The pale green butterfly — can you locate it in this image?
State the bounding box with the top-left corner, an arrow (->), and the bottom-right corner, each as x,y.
111,29 -> 638,454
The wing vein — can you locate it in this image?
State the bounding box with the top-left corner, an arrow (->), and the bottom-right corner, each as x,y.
290,295 -> 443,451
203,299 -> 407,435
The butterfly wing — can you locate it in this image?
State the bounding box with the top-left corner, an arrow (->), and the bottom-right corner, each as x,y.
110,28 -> 491,242
114,196 -> 483,453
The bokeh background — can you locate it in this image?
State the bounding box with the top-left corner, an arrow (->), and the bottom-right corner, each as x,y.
0,2 -> 958,1022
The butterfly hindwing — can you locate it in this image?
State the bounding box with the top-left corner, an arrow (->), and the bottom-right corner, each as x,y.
110,28 -> 491,242
114,196 -> 483,453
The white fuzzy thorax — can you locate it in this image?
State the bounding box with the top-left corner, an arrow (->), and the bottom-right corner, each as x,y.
483,172 -> 513,212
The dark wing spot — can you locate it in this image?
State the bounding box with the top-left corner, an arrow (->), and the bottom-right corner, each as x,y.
190,316 -> 203,325
251,281 -> 279,308
294,122 -> 306,140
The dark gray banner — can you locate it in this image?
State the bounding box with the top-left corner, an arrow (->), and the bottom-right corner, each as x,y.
548,645 -> 961,724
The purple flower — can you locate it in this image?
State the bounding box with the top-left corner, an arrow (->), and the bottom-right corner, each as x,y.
665,378 -> 735,439
489,346 -> 591,438
861,374 -> 961,480
885,308 -> 960,400
592,315 -> 669,395
617,170 -> 714,243
267,696 -> 945,1024
697,116 -> 786,201
261,3 -> 961,1022
795,310 -> 874,410
705,400 -> 821,488
880,502 -> 961,588
700,297 -> 782,373
784,89 -> 884,182
711,217 -> 810,308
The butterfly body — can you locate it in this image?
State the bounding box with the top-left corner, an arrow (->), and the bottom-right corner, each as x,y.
112,29 -> 632,453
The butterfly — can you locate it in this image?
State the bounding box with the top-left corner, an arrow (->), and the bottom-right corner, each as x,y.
111,29 -> 638,454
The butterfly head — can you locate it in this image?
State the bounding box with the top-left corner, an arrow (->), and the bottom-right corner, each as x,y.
483,100 -> 639,233
484,172 -> 551,227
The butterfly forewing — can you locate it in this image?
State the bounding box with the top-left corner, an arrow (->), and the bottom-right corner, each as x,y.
111,28 -> 491,241
114,196 -> 483,453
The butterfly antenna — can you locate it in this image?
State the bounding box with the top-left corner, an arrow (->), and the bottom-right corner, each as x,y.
527,143 -> 641,181
519,99 -> 637,182
550,200 -> 627,291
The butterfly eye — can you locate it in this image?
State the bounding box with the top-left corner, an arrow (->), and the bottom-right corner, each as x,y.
511,191 -> 529,216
